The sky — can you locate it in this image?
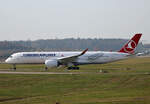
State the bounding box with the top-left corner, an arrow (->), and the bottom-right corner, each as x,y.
0,0 -> 150,43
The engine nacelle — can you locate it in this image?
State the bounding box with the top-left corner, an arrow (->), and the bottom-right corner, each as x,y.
45,60 -> 58,68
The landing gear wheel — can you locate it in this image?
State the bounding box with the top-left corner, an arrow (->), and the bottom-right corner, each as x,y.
13,64 -> 16,71
67,67 -> 72,70
67,66 -> 80,70
76,67 -> 79,70
45,67 -> 48,71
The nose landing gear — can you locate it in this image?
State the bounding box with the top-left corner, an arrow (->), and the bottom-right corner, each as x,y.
45,66 -> 48,71
13,64 -> 16,71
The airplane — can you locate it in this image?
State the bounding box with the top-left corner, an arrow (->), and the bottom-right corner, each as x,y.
5,33 -> 142,70
136,50 -> 150,56
136,52 -> 145,56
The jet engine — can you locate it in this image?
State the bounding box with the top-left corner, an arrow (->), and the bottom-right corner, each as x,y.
45,60 -> 59,68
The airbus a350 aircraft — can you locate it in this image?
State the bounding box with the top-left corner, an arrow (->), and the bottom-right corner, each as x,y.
5,34 -> 142,70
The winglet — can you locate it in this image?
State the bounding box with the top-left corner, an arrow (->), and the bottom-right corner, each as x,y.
81,48 -> 88,55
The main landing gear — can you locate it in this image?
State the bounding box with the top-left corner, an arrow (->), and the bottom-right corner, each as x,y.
67,66 -> 80,70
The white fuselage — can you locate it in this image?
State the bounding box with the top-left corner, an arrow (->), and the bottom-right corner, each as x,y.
5,51 -> 129,65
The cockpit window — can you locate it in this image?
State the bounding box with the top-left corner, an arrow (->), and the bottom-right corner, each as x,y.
9,55 -> 13,58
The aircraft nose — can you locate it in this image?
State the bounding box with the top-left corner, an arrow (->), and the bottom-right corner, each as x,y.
5,58 -> 12,63
5,58 -> 9,63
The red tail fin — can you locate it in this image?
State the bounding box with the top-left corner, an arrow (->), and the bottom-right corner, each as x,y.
119,33 -> 142,54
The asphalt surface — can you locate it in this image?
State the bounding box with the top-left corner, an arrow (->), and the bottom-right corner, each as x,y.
0,71 -> 79,75
0,70 -> 149,75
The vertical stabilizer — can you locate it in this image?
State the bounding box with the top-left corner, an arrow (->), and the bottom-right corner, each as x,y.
119,34 -> 142,54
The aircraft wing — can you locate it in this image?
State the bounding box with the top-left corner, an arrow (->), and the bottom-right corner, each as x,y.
57,48 -> 88,64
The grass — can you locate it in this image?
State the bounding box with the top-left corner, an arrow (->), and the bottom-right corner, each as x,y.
0,57 -> 150,104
